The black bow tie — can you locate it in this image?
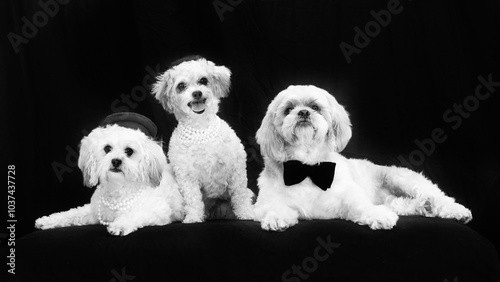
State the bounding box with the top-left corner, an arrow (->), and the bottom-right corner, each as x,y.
283,160 -> 336,191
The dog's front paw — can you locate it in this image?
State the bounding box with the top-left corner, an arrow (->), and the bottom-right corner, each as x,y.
260,211 -> 298,232
107,222 -> 138,236
359,205 -> 398,230
35,216 -> 56,230
234,207 -> 254,220
182,214 -> 204,224
438,202 -> 472,224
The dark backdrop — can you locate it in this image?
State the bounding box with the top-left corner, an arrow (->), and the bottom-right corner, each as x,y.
2,0 -> 499,257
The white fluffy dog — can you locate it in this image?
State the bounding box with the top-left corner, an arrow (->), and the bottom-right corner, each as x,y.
253,85 -> 472,231
152,56 -> 254,223
35,124 -> 184,236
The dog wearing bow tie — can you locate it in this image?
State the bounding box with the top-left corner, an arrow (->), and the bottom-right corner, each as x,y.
253,85 -> 472,231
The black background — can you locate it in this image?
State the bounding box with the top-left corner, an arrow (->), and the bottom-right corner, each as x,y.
2,0 -> 499,260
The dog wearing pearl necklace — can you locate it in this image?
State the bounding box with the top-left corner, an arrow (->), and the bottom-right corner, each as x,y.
152,55 -> 255,223
35,113 -> 185,236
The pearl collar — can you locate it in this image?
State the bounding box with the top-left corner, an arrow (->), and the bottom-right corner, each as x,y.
97,187 -> 145,226
175,117 -> 221,144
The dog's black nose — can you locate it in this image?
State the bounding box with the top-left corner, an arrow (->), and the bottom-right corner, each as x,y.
192,90 -> 202,100
111,159 -> 122,168
298,109 -> 310,118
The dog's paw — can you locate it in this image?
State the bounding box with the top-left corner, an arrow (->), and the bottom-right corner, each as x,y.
35,215 -> 68,230
260,211 -> 298,232
234,208 -> 254,220
437,202 -> 472,224
35,216 -> 56,230
413,197 -> 434,216
107,222 -> 138,236
182,214 -> 204,224
360,205 -> 399,230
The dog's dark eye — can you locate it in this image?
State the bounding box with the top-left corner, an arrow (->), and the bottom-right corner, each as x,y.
285,107 -> 293,115
311,105 -> 320,111
104,145 -> 112,154
177,82 -> 186,92
125,147 -> 134,157
199,77 -> 208,85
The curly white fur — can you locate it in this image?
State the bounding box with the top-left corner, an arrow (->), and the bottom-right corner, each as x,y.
253,85 -> 472,231
35,125 -> 184,236
152,57 -> 254,223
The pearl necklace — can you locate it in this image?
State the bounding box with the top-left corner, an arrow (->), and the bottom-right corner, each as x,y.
97,187 -> 145,226
175,117 -> 221,144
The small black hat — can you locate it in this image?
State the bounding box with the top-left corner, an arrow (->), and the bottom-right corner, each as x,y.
100,112 -> 157,138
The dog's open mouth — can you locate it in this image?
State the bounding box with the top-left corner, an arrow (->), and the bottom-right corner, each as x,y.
188,99 -> 207,114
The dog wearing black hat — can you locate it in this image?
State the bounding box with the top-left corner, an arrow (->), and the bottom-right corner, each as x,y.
152,56 -> 254,223
35,113 -> 185,236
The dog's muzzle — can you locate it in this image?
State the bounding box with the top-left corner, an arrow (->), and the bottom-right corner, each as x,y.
110,158 -> 122,172
188,91 -> 207,114
296,110 -> 312,125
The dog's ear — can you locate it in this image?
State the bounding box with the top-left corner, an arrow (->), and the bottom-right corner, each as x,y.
138,138 -> 167,188
78,128 -> 103,187
256,95 -> 287,162
325,93 -> 352,152
210,64 -> 231,98
152,70 -> 175,113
